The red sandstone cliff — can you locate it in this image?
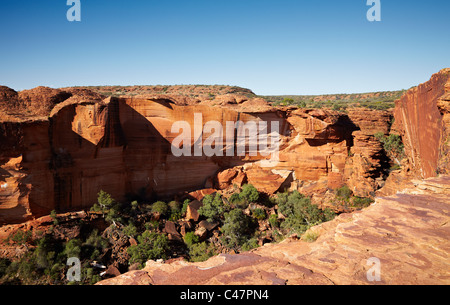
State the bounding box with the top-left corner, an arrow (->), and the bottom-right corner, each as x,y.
0,86 -> 391,224
380,68 -> 450,195
393,68 -> 450,178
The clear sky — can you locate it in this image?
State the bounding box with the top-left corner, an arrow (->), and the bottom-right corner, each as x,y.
0,0 -> 449,95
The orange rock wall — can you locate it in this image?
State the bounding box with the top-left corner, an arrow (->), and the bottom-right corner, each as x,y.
393,69 -> 450,178
1,95 -> 392,224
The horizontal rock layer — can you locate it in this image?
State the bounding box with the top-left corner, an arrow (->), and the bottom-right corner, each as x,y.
0,88 -> 392,224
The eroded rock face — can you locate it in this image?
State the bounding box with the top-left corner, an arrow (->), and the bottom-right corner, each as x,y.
0,87 -> 393,224
393,68 -> 450,179
97,176 -> 450,285
379,69 -> 450,196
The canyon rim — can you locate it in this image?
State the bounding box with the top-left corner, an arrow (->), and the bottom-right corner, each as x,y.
0,69 -> 449,285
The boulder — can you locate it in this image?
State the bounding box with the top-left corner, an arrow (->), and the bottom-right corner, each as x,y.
186,200 -> 203,222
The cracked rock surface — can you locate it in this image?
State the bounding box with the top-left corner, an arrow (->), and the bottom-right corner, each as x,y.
98,176 -> 450,285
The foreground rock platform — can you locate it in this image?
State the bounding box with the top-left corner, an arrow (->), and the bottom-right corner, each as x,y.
98,176 -> 450,285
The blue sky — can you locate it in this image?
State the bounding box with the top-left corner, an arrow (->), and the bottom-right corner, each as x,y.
0,0 -> 449,95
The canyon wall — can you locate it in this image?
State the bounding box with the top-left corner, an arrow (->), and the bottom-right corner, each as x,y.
393,68 -> 450,178
380,68 -> 450,195
0,86 -> 393,224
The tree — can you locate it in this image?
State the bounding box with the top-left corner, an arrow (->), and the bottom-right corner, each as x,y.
64,239 -> 82,259
183,232 -> 199,248
188,242 -> 217,262
198,193 -> 227,222
277,191 -> 336,234
97,190 -> 115,210
151,201 -> 169,216
239,184 -> 259,206
181,199 -> 190,216
221,209 -> 254,249
252,208 -> 266,220
127,231 -> 169,267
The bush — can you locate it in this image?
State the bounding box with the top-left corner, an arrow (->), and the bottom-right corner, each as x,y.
188,242 -> 217,262
297,100 -> 307,108
221,209 -> 254,249
168,201 -> 182,221
336,185 -> 352,200
374,133 -> 405,161
183,232 -> 199,248
199,193 -> 227,222
122,224 -> 138,238
228,193 -> 242,206
181,199 -> 190,216
241,238 -> 259,252
302,230 -> 320,243
252,208 -> 266,220
91,190 -> 123,225
83,230 -> 108,260
0,258 -> 11,279
351,197 -> 374,209
50,210 -> 59,225
9,229 -> 32,245
64,239 -> 82,259
151,201 -> 169,216
268,214 -> 279,228
239,184 -> 259,204
97,190 -> 116,210
277,191 -> 336,234
127,231 -> 169,267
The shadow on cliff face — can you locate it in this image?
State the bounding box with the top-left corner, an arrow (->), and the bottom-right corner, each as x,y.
305,114 -> 360,147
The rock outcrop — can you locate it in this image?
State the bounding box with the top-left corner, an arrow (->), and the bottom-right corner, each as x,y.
0,90 -> 391,224
392,68 -> 450,179
380,68 -> 450,196
97,175 -> 450,285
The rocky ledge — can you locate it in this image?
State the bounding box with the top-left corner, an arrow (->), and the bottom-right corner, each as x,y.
97,175 -> 450,285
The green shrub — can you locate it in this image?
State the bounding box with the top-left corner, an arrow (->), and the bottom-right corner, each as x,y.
252,208 -> 266,220
181,199 -> 190,216
221,209 -> 254,249
336,185 -> 352,200
0,258 -> 11,278
91,191 -> 123,225
374,133 -> 405,161
277,191 -> 336,234
50,210 -> 59,225
151,201 -> 169,216
268,214 -> 279,228
188,242 -> 217,262
64,239 -> 82,259
183,232 -> 199,247
97,190 -> 116,210
198,193 -> 226,222
297,100 -> 307,108
241,238 -> 259,252
169,201 -> 181,213
302,230 -> 320,243
228,193 -> 242,206
9,229 -> 32,245
168,201 -> 182,221
351,197 -> 374,208
127,231 -> 169,267
239,184 -> 259,204
122,224 -> 138,238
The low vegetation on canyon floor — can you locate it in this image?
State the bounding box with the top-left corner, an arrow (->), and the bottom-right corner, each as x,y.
0,183 -> 367,285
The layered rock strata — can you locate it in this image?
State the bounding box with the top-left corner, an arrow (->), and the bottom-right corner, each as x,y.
0,87 -> 392,224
